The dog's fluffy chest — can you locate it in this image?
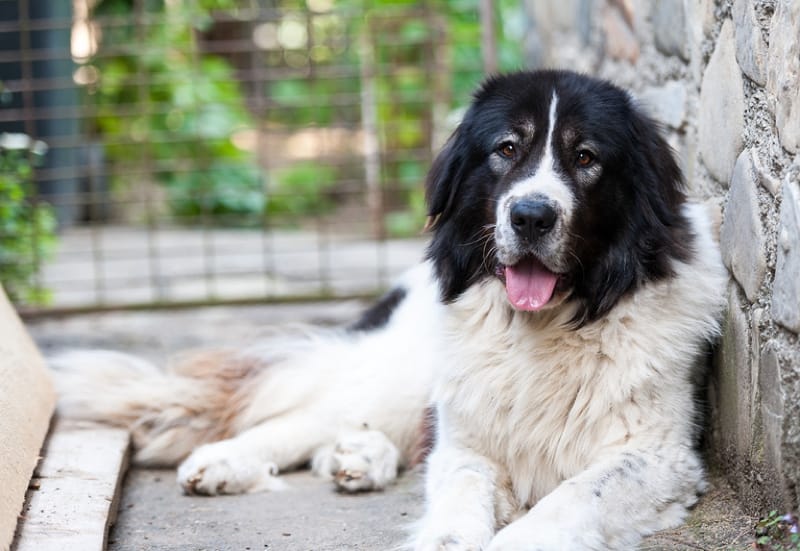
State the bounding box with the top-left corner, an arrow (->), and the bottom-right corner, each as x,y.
428,206 -> 728,507
432,279 -> 685,507
436,322 -> 614,503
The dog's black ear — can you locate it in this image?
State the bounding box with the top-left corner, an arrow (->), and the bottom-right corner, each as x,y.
627,108 -> 694,272
425,128 -> 467,230
574,106 -> 693,325
424,124 -> 488,304
628,109 -> 687,210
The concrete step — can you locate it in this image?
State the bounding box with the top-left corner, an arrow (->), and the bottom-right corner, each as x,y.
13,420 -> 130,551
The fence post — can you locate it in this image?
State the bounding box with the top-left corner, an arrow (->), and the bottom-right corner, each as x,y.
479,0 -> 497,75
359,22 -> 384,240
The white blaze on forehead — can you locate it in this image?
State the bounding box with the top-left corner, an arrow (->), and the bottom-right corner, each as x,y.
497,91 -> 575,214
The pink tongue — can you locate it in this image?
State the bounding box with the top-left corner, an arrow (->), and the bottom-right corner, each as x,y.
504,258 -> 558,311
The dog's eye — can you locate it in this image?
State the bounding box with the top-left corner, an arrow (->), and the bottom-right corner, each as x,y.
497,142 -> 516,159
576,150 -> 595,167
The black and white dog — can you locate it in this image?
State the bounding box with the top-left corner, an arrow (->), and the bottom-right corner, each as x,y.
53,70 -> 727,549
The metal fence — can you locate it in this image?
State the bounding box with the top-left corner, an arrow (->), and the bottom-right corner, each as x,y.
0,0 -> 523,314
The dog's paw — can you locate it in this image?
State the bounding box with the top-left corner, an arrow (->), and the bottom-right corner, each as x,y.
312,430 -> 399,492
177,440 -> 286,495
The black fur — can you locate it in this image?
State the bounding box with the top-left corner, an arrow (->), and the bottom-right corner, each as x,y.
349,287 -> 407,332
425,70 -> 694,325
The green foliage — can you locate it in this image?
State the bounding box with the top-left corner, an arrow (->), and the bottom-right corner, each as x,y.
0,145 -> 56,304
372,0 -> 523,236
85,0 -> 524,229
267,162 -> 338,216
90,0 -> 259,221
166,160 -> 264,219
755,511 -> 800,551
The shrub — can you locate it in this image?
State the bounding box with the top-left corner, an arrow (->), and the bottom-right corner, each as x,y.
0,134 -> 56,304
91,0 -> 260,221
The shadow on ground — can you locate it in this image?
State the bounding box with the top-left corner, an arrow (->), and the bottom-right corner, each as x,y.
110,469 -> 423,551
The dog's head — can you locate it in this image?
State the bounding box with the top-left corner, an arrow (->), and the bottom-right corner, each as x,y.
425,70 -> 694,325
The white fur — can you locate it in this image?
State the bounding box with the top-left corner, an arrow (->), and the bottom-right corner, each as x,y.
414,203 -> 728,550
51,262 -> 444,494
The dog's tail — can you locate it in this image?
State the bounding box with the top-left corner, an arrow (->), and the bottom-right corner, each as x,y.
50,347 -> 266,467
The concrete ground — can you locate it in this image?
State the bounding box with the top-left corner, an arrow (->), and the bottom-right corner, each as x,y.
27,303 -> 758,550
108,469 -> 423,551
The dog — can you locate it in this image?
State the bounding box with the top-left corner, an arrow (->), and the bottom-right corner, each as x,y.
51,69 -> 727,550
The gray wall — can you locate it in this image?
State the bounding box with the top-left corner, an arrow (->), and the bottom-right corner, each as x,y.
522,0 -> 799,514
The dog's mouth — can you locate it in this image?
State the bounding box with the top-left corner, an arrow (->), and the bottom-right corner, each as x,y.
495,256 -> 568,311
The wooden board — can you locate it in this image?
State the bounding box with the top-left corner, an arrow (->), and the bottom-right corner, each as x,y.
12,420 -> 130,551
0,286 -> 56,550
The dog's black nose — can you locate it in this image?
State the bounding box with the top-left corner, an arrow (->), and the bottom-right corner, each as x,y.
510,200 -> 558,241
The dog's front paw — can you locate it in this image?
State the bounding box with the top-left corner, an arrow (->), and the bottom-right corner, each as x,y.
177,441 -> 286,495
313,430 -> 400,492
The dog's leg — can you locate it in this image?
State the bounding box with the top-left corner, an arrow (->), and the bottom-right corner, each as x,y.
311,429 -> 401,492
176,414 -> 334,495
413,443 -> 512,551
487,445 -> 706,550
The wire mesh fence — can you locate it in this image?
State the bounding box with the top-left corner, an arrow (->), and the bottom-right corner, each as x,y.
0,0 -> 524,314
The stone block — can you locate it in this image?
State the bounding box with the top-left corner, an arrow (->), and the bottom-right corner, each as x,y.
639,81 -> 687,129
782,350 -> 800,511
525,0 -> 583,32
686,0 -> 716,82
653,0 -> 689,60
714,285 -> 753,460
522,0 -> 594,67
757,341 -> 800,511
720,150 -> 767,302
759,344 -> 785,491
601,3 -> 640,63
733,0 -> 768,85
699,20 -> 745,186
772,180 -> 800,333
708,285 -> 794,513
766,0 -> 800,153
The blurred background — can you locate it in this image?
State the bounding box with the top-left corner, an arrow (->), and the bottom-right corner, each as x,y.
7,0 -> 799,536
0,0 -> 525,312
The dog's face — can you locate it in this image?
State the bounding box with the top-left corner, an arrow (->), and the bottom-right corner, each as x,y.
425,70 -> 694,324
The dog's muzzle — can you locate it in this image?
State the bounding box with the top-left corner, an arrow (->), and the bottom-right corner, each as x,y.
495,196 -> 569,311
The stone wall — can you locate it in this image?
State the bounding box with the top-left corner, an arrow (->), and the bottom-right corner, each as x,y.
521,0 -> 800,514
